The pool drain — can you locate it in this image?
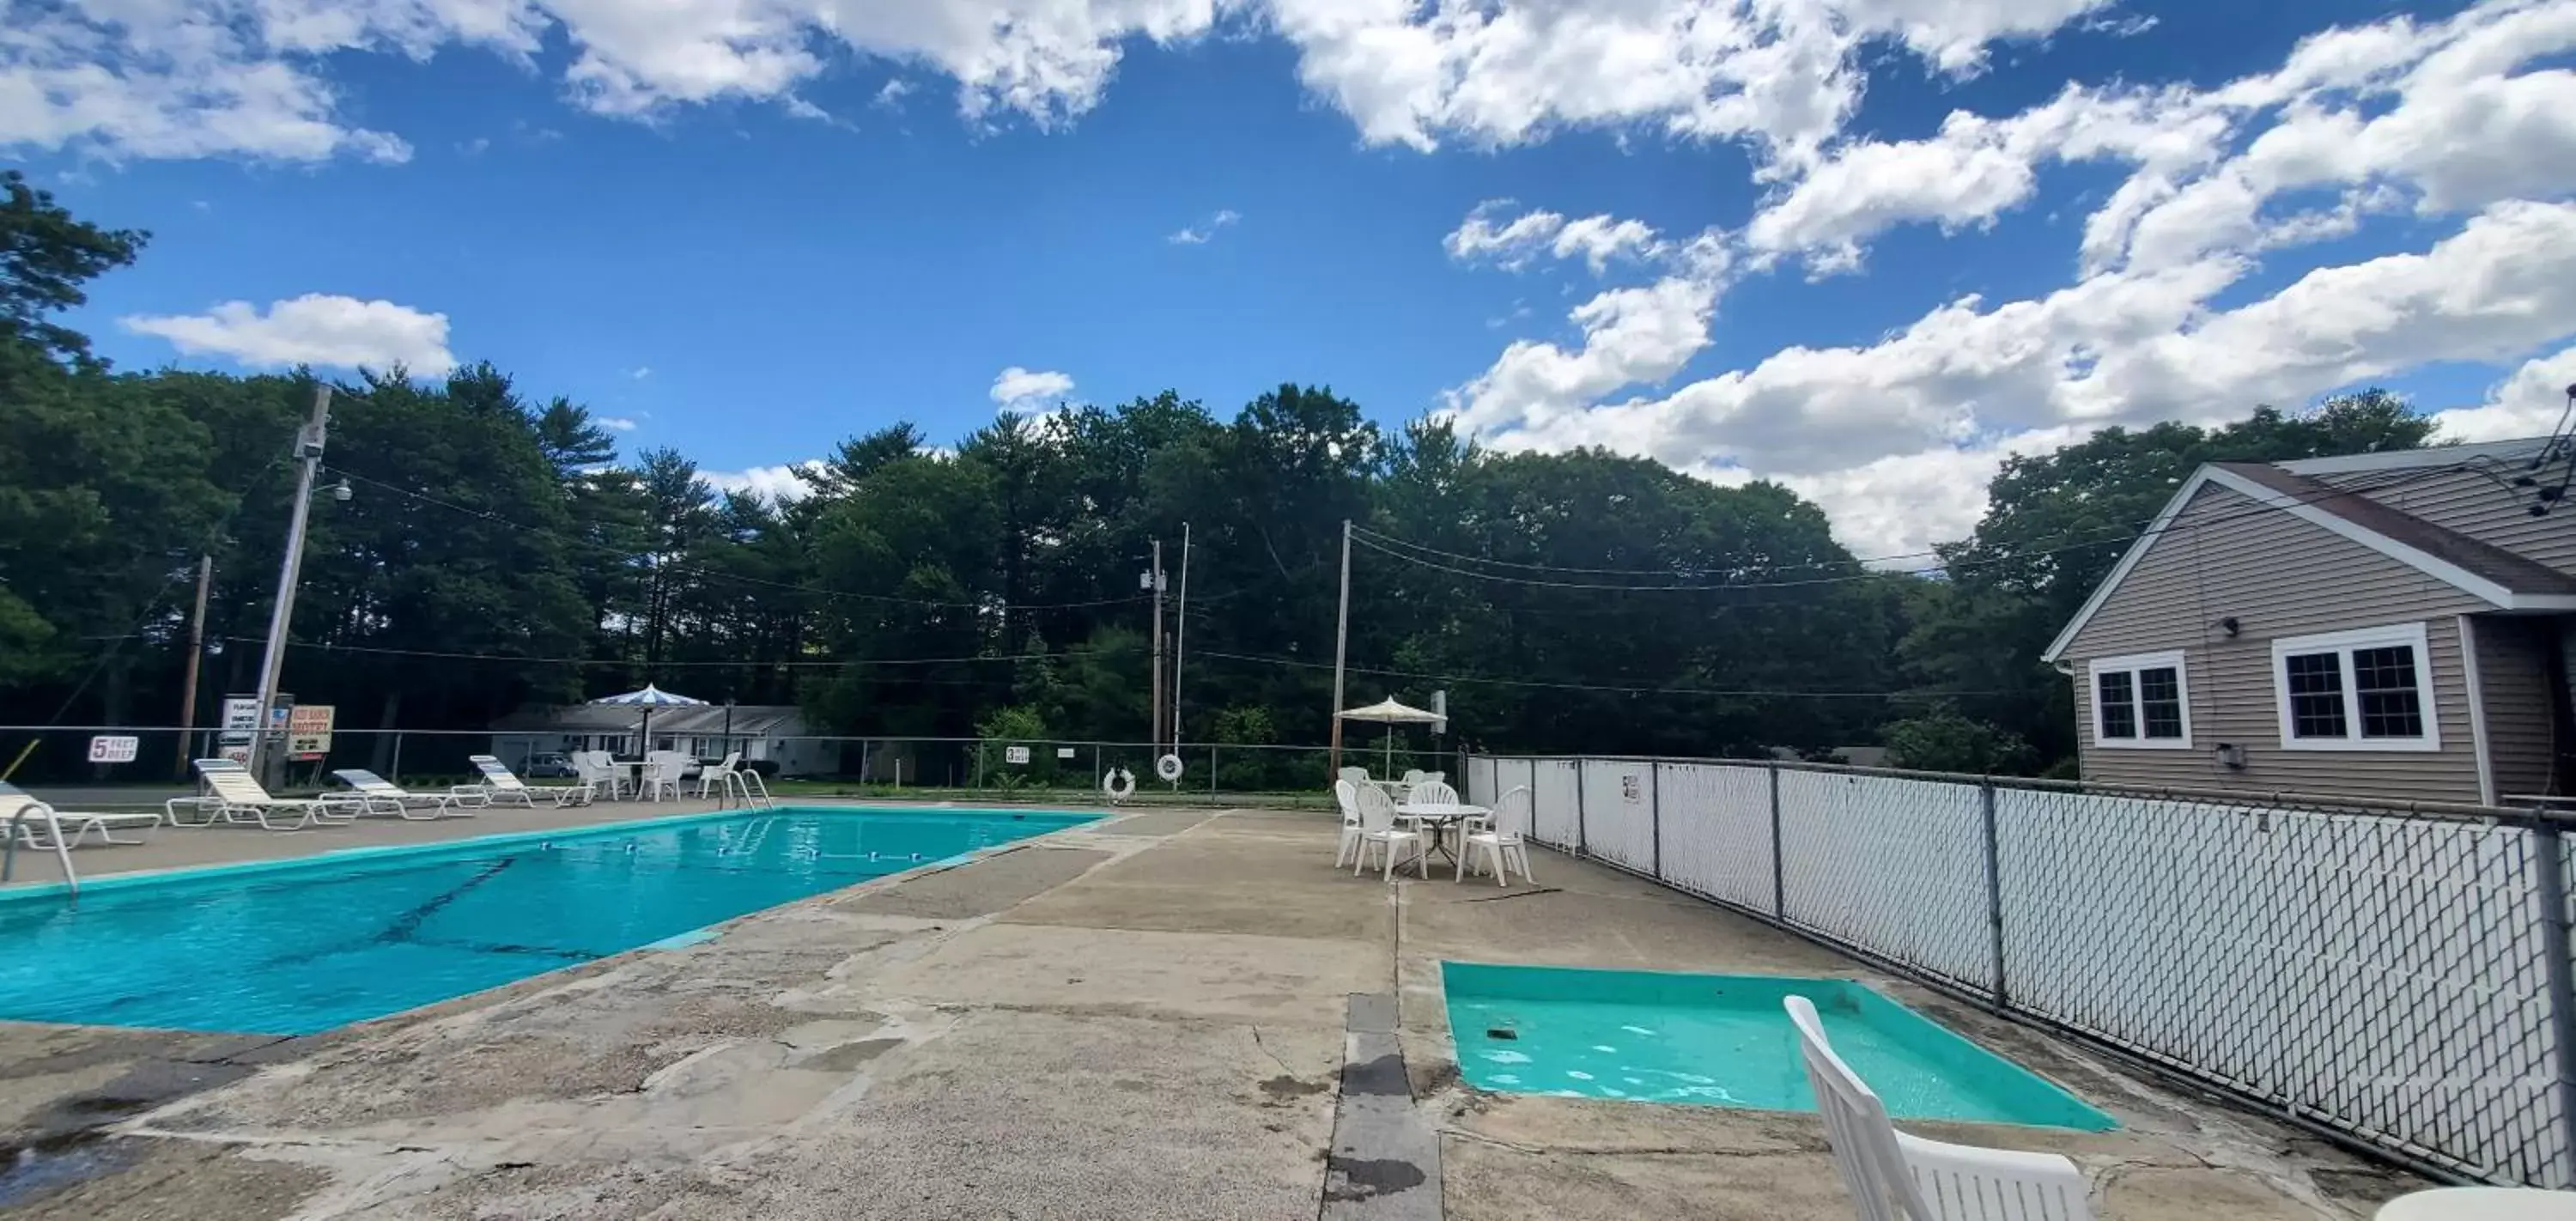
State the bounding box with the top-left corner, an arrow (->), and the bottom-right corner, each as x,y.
1485,1027 -> 1517,1041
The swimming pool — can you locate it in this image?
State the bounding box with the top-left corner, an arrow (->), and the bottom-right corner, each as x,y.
1443,963 -> 2114,1130
0,807 -> 1091,1035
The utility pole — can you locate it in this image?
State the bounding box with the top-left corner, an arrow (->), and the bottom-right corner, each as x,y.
1172,522 -> 1190,744
1328,519 -> 1352,777
173,555 -> 211,775
248,386 -> 331,776
1148,538 -> 1166,752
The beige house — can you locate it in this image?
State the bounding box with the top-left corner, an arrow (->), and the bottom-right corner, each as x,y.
2041,437 -> 2576,807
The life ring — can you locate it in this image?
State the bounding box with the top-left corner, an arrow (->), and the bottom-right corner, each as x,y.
1101,768 -> 1137,802
1155,753 -> 1185,782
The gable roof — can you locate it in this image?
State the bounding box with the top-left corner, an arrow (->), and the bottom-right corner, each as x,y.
2040,460 -> 2576,664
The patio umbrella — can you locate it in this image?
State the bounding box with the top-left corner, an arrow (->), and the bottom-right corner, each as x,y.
590,684 -> 708,755
1337,697 -> 1442,778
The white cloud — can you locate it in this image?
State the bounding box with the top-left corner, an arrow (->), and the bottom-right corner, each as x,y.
704,460 -> 822,501
990,365 -> 1076,412
1437,0 -> 2576,558
121,294 -> 457,374
1446,202 -> 1662,273
1168,208 -> 1241,245
875,77 -> 912,107
1,0 -> 2128,166
629,365 -> 651,379
2433,346 -> 2576,443
598,415 -> 639,431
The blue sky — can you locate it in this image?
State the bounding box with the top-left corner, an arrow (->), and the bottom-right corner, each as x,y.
14,0 -> 2574,555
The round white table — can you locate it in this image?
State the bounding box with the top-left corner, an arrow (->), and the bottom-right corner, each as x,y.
1394,802 -> 1490,878
2377,1188 -> 2576,1219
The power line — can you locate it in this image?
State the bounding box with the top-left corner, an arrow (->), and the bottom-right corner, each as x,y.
213,637 -> 1101,669
1350,458 -> 2480,592
327,466 -> 1156,613
1189,648 -> 2008,702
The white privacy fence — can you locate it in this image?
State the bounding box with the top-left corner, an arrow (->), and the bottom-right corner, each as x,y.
1465,753 -> 2576,1189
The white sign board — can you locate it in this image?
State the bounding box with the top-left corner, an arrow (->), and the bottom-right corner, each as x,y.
1056,747 -> 1076,759
221,697 -> 261,732
218,744 -> 253,765
1005,745 -> 1030,765
88,735 -> 139,763
1621,774 -> 1642,803
287,705 -> 335,760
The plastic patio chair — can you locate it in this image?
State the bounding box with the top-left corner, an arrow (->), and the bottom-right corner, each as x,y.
1786,995 -> 2094,1220
1458,786 -> 1534,885
1350,783 -> 1423,882
1333,779 -> 1364,867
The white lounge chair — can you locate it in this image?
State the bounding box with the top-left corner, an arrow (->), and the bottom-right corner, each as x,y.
170,759 -> 353,832
573,751 -> 625,800
467,755 -> 592,808
1787,994 -> 2095,1220
331,768 -> 482,819
0,782 -> 160,848
1350,783 -> 1423,882
1458,785 -> 1533,885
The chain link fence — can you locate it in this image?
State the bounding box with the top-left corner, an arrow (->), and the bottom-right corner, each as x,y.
1466,752 -> 2576,1189
0,726 -> 1343,810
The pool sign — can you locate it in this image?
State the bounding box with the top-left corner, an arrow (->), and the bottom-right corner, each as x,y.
1005,745 -> 1030,765
87,735 -> 139,764
286,705 -> 336,760
1621,774 -> 1642,803
1056,747 -> 1076,759
221,696 -> 262,732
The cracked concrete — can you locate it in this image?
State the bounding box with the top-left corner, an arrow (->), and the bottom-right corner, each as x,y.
2,801 -> 2430,1218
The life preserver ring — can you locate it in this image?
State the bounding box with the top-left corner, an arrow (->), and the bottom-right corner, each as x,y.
1101,768 -> 1136,802
1155,753 -> 1185,782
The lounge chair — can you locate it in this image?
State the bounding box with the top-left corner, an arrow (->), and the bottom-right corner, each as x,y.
330,768 -> 483,819
169,759 -> 353,832
0,782 -> 161,849
468,755 -> 592,807
1788,994 -> 2095,1220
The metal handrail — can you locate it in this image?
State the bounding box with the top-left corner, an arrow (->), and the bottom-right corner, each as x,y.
1,802 -> 80,896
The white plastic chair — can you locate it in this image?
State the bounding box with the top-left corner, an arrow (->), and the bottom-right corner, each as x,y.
1786,995 -> 2094,1221
1333,780 -> 1364,867
1351,783 -> 1423,882
641,750 -> 692,801
1458,786 -> 1534,885
1407,779 -> 1461,806
698,751 -> 742,798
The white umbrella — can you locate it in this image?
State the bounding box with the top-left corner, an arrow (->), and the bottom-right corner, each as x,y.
1338,697 -> 1442,778
590,683 -> 708,754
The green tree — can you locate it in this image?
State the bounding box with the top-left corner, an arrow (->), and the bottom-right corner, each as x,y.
1882,709 -> 2038,775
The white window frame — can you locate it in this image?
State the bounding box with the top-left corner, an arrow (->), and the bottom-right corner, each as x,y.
2088,650 -> 2194,750
2270,621 -> 2441,752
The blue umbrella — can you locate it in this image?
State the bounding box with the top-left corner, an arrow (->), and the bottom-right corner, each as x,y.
590,684 -> 708,754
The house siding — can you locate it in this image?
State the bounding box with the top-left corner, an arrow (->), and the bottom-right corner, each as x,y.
2063,483 -> 2489,804
2474,615 -> 2561,801
2319,466 -> 2576,576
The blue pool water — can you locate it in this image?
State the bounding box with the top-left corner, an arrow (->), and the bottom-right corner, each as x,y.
0,808 -> 1091,1035
1443,963 -> 2115,1130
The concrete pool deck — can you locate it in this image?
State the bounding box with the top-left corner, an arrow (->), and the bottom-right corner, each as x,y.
1,804 -> 2425,1218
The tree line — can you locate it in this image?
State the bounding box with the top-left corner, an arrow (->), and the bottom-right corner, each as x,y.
0,173 -> 2443,778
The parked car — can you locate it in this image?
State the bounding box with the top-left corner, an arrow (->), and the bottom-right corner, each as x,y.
522,751 -> 579,779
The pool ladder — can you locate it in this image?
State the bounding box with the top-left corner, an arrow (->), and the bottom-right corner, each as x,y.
713,768 -> 775,811
1,803 -> 80,896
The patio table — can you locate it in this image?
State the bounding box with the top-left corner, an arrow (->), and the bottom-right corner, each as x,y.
1394,802 -> 1489,878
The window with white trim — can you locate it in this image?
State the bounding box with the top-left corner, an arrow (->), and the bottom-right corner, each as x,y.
2271,622 -> 2439,751
2089,651 -> 2191,749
